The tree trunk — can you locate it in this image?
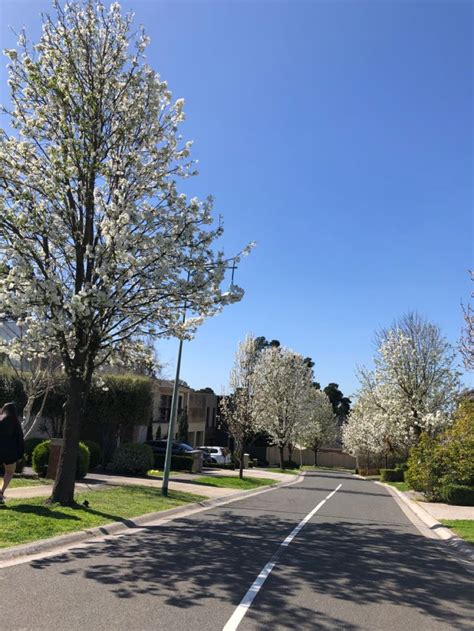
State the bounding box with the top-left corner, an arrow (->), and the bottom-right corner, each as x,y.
313,447 -> 318,467
238,442 -> 245,479
279,446 -> 284,469
288,443 -> 293,465
48,375 -> 85,505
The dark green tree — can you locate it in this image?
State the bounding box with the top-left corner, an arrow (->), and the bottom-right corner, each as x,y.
323,383 -> 351,420
177,408 -> 189,443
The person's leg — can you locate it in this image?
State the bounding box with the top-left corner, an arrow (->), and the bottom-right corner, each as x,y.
1,462 -> 16,496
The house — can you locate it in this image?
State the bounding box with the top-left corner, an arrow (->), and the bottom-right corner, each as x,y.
151,380 -> 218,447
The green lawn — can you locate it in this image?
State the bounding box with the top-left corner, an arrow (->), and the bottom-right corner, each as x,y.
383,481 -> 411,492
0,485 -> 205,549
441,520 -> 474,546
193,475 -> 276,489
9,478 -> 52,488
147,469 -> 193,478
264,468 -> 300,475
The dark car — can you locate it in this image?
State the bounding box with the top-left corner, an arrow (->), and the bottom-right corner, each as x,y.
145,440 -> 213,464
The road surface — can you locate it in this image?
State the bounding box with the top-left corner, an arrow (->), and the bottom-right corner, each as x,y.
0,471 -> 472,630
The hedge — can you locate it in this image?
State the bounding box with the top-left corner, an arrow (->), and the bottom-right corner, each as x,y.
109,442 -> 154,475
32,440 -> 90,479
380,468 -> 404,482
153,453 -> 194,472
440,484 -> 474,506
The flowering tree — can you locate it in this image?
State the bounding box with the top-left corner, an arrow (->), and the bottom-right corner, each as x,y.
0,1 -> 249,504
220,334 -> 259,478
361,313 -> 459,441
297,389 -> 337,466
0,321 -> 63,437
345,313 -> 460,467
342,386 -> 400,470
251,346 -> 315,469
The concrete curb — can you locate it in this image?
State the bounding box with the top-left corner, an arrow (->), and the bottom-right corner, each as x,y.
374,481 -> 474,566
0,472 -> 303,565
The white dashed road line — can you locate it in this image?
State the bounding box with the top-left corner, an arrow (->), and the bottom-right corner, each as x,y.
223,483 -> 342,631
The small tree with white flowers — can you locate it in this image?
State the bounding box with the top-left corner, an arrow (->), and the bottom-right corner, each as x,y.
251,346 -> 315,469
297,389 -> 338,466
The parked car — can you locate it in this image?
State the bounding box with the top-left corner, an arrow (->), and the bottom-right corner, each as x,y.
198,446 -> 231,465
145,440 -> 213,464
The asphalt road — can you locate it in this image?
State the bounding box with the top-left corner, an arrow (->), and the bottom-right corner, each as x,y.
0,471 -> 472,630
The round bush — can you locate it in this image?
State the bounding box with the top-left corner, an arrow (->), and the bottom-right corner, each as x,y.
24,437 -> 45,465
110,442 -> 154,475
32,440 -> 50,477
83,440 -> 102,470
32,440 -> 90,479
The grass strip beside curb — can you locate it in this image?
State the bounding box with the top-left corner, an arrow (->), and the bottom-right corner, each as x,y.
192,475 -> 276,489
0,486 -> 205,549
441,520 -> 474,546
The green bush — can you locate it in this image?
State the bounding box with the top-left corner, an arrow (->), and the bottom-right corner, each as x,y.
110,442 -> 154,475
406,434 -> 442,499
406,400 -> 474,501
153,453 -> 194,472
24,437 -> 45,465
441,484 -> 474,506
83,440 -> 102,470
32,440 -> 90,479
380,468 -> 404,482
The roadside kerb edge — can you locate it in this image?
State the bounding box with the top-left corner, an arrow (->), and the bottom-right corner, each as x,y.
0,471 -> 304,565
375,481 -> 474,566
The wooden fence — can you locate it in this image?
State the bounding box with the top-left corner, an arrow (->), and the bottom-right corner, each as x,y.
266,446 -> 356,469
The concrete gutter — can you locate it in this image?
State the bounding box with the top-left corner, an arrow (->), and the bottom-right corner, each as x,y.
375,481 -> 474,568
0,471 -> 304,567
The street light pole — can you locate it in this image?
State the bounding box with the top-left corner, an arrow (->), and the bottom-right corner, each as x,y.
161,261 -> 238,497
162,304 -> 186,497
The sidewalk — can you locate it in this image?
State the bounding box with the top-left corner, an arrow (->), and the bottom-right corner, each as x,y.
403,490 -> 474,521
5,467 -> 294,502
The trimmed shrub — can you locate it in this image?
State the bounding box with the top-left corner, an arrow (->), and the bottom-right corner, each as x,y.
441,484 -> 474,506
153,453 -> 194,472
110,442 -> 154,475
83,440 -> 102,470
32,440 -> 90,479
380,468 -> 404,482
24,437 -> 45,465
31,440 -> 50,477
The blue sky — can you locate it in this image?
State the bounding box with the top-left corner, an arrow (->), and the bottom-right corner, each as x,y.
0,0 -> 472,397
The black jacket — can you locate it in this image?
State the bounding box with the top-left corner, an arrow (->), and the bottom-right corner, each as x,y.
0,414 -> 25,461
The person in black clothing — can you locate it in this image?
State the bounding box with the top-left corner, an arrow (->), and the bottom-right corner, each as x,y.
0,402 -> 25,503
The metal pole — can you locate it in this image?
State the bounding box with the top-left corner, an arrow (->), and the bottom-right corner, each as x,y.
162,306 -> 186,497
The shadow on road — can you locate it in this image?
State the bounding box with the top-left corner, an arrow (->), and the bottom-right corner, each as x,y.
28,495 -> 473,630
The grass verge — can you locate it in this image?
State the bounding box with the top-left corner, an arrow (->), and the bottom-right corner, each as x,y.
440,520 -> 474,546
193,475 -> 276,489
0,485 -> 205,549
383,481 -> 411,492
